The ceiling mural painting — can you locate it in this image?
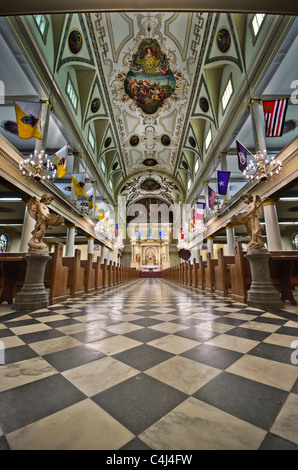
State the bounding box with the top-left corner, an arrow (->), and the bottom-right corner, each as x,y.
123,38 -> 176,115
87,11 -> 205,180
120,174 -> 181,207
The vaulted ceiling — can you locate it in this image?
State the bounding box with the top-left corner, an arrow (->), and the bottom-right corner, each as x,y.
0,8 -> 297,219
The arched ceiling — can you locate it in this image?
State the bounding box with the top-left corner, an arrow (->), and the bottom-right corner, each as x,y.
0,6 -> 297,215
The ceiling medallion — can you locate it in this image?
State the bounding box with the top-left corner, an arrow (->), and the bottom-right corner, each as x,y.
143,158 -> 158,167
161,134 -> 171,146
140,178 -> 161,191
124,38 -> 176,115
91,98 -> 101,113
216,28 -> 231,54
129,135 -> 140,147
68,30 -> 83,54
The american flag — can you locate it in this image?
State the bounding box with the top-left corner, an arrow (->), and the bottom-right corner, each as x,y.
208,186 -> 215,210
263,99 -> 288,137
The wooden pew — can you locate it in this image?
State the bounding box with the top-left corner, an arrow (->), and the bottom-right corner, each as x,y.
0,253 -> 27,304
229,242 -> 251,304
197,255 -> 205,290
205,253 -> 218,294
62,249 -> 85,298
192,258 -> 198,288
214,248 -> 235,297
269,251 -> 298,305
81,254 -> 96,294
101,259 -> 108,288
44,243 -> 68,305
93,256 -> 103,291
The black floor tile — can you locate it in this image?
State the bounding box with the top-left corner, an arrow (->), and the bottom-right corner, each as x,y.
193,371 -> 288,430
0,374 -> 86,434
182,343 -> 242,369
113,344 -> 174,371
259,432 -> 298,450
248,342 -> 295,365
124,327 -> 167,343
43,344 -> 106,372
3,345 -> 38,364
92,373 -> 187,434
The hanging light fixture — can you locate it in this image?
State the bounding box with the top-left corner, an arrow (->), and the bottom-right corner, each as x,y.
242,151 -> 282,183
194,219 -> 207,233
19,149 -> 56,181
94,219 -> 109,236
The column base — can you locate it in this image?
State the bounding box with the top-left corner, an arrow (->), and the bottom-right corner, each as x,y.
245,251 -> 283,310
14,253 -> 50,313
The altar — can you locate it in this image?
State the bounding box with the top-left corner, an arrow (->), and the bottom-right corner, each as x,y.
130,230 -> 170,272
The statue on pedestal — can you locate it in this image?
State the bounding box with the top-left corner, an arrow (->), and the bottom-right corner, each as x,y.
230,193 -> 266,252
27,193 -> 64,253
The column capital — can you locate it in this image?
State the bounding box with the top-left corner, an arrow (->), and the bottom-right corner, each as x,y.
262,197 -> 279,206
225,222 -> 234,229
65,222 -> 76,229
207,236 -> 214,240
246,98 -> 263,110
88,236 -> 95,240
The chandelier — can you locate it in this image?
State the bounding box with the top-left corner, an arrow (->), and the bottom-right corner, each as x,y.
194,219 -> 207,234
19,149 -> 57,181
177,238 -> 190,250
242,151 -> 282,182
95,219 -> 109,236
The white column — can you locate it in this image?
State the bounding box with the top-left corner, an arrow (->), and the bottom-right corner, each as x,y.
250,99 -> 267,155
262,198 -> 282,251
19,201 -> 35,252
65,224 -> 76,257
100,245 -> 106,263
207,236 -> 214,257
88,236 -> 94,257
225,223 -> 235,255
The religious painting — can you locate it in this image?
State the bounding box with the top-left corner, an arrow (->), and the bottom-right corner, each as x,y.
161,134 -> 171,146
188,136 -> 196,148
140,178 -> 161,191
68,30 -> 83,54
129,135 -> 140,146
199,97 -> 209,113
143,158 -> 158,166
91,98 -> 101,113
124,38 -> 176,114
104,137 -> 112,148
216,28 -> 231,53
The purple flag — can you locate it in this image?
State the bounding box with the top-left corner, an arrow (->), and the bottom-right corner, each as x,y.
217,171 -> 230,195
236,140 -> 247,172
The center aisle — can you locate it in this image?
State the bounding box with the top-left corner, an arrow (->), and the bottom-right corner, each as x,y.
1,278 -> 298,450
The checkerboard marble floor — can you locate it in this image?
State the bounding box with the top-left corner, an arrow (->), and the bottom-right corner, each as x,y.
1,278 -> 298,450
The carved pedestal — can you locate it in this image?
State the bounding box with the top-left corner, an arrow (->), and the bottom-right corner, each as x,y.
14,253 -> 50,313
245,251 -> 283,310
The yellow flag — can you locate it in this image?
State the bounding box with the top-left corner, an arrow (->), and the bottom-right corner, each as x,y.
71,173 -> 85,196
14,101 -> 42,140
95,205 -> 105,219
55,145 -> 67,178
86,187 -> 94,209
